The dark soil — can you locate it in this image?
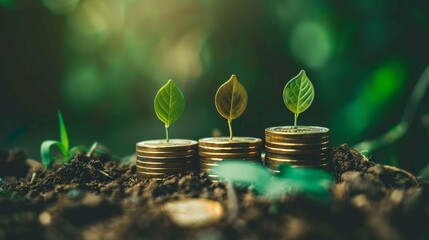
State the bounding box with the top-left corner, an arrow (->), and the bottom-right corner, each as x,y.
1,144 -> 428,240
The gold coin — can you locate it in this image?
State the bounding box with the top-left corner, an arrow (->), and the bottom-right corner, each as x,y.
136,153 -> 197,160
162,199 -> 224,228
137,166 -> 193,173
265,139 -> 329,146
199,163 -> 217,169
264,141 -> 329,149
199,161 -> 220,167
198,151 -> 261,158
198,145 -> 260,153
136,139 -> 198,151
265,126 -> 329,136
265,133 -> 328,141
198,137 -> 262,148
199,156 -> 260,162
136,155 -> 196,161
265,153 -> 327,162
265,159 -> 327,167
199,168 -> 216,173
199,158 -> 259,166
265,132 -> 329,139
137,171 -> 168,176
264,157 -> 304,164
136,160 -> 194,168
264,159 -> 327,168
289,162 -> 329,168
136,149 -> 196,157
137,169 -> 192,176
265,145 -> 329,155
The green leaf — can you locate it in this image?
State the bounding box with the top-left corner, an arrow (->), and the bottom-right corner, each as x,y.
215,75 -> 248,121
278,166 -> 333,200
68,145 -> 87,158
57,111 -> 69,156
215,75 -> 248,139
283,70 -> 314,127
41,140 -> 65,168
211,161 -> 271,193
154,80 -> 185,128
265,179 -> 293,198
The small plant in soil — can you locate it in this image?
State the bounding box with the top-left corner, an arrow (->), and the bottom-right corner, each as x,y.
198,75 -> 261,175
40,111 -> 97,168
135,80 -> 196,179
263,71 -> 328,172
154,80 -> 185,142
283,70 -> 314,129
215,74 -> 248,140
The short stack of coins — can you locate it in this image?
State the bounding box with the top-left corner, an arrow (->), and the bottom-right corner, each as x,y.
198,137 -> 263,178
264,126 -> 329,173
136,139 -> 198,180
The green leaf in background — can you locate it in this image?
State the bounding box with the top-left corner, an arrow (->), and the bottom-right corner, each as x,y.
154,80 -> 185,142
211,161 -> 271,193
215,75 -> 248,140
213,161 -> 333,202
283,70 -> 314,128
41,140 -> 66,168
40,111 -> 70,168
278,164 -> 333,201
58,111 -> 69,156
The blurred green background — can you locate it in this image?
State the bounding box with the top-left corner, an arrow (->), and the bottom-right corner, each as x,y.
1,0 -> 428,173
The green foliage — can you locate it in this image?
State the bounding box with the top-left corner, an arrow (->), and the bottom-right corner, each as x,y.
154,80 -> 185,142
41,112 -> 98,168
41,111 -> 70,168
283,70 -> 315,128
215,75 -> 248,140
212,161 -> 332,201
58,111 -> 69,156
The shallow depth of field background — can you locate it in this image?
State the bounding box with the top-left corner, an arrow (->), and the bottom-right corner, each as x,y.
0,0 -> 428,173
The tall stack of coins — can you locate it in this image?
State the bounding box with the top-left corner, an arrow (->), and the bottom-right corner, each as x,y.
199,137 -> 262,178
264,126 -> 329,173
136,139 -> 198,180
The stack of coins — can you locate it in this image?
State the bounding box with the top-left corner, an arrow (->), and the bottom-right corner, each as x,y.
264,126 -> 329,173
136,139 -> 198,180
198,137 -> 263,178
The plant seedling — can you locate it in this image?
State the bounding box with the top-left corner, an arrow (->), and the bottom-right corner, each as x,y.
212,161 -> 333,202
154,80 -> 185,142
215,75 -> 248,140
40,112 -> 98,168
283,70 -> 315,128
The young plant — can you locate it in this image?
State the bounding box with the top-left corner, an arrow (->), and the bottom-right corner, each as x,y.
211,161 -> 332,201
40,112 -> 98,168
40,111 -> 70,168
283,70 -> 315,128
215,75 -> 248,140
154,80 -> 185,142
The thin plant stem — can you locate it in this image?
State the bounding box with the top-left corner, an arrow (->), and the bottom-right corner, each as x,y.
354,64 -> 429,152
86,141 -> 98,158
294,113 -> 298,128
228,119 -> 233,140
165,125 -> 169,142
